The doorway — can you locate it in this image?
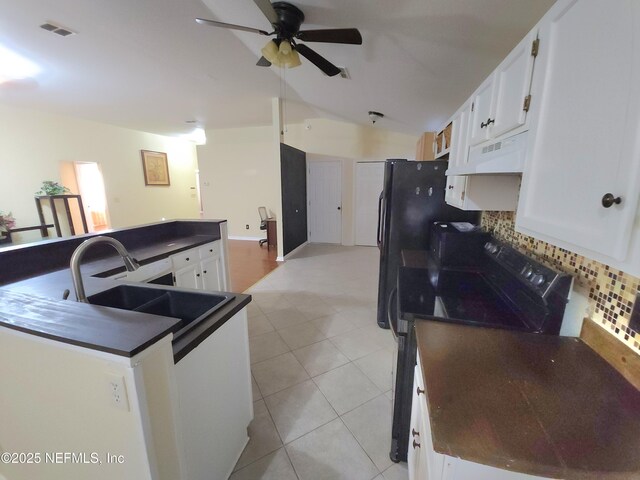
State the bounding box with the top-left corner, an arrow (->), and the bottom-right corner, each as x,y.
74,162 -> 110,232
307,160 -> 342,244
355,161 -> 385,246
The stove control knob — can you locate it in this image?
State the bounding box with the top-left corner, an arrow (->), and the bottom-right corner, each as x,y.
530,274 -> 546,287
484,242 -> 493,251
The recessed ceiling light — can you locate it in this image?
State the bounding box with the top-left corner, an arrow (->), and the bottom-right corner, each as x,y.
40,22 -> 76,37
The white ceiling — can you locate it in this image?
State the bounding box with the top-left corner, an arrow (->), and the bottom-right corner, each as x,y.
0,0 -> 555,137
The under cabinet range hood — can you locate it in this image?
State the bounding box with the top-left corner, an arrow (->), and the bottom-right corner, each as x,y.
448,130 -> 528,175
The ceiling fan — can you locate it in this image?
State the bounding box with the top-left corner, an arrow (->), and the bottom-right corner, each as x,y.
196,0 -> 362,77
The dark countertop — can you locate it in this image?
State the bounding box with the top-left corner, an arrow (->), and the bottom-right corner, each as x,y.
0,289 -> 180,357
0,219 -> 252,361
414,320 -> 640,479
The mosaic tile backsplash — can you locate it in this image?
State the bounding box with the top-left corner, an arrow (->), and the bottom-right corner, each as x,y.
482,211 -> 639,354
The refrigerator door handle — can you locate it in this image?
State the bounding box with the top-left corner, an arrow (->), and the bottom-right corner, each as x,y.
388,287 -> 398,340
377,191 -> 384,249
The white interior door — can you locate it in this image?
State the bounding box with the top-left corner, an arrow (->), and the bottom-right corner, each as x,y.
308,160 -> 342,244
355,162 -> 384,246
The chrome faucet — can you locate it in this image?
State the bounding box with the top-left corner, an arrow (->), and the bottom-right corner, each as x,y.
70,236 -> 139,302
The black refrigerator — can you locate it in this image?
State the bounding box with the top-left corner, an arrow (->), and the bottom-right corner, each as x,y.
376,159 -> 478,329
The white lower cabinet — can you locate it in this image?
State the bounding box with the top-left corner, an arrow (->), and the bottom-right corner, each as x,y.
410,352 -> 559,480
170,240 -> 227,291
174,308 -> 252,480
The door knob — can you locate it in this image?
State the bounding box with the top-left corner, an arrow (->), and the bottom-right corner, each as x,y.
601,193 -> 622,208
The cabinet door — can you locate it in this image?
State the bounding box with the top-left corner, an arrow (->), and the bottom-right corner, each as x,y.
491,32 -> 536,139
174,263 -> 200,289
200,255 -> 223,292
468,77 -> 495,147
408,373 -> 424,480
517,0 -> 640,260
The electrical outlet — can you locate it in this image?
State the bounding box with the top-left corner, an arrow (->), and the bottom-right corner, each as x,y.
106,374 -> 130,411
245,224 -> 249,230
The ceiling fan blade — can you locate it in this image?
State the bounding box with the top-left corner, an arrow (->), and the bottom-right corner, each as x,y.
296,44 -> 341,77
296,28 -> 362,45
256,56 -> 272,67
195,18 -> 269,36
253,0 -> 279,25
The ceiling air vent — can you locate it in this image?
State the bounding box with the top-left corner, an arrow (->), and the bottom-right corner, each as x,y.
338,67 -> 350,79
40,22 -> 76,37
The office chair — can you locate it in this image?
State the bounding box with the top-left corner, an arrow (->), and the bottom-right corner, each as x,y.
258,207 -> 268,246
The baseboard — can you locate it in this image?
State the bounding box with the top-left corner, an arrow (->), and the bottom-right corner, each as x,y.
228,236 -> 264,241
283,241 -> 309,261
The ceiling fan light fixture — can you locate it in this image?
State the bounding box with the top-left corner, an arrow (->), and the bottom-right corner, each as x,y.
261,40 -> 280,64
279,40 -> 292,56
287,49 -> 301,68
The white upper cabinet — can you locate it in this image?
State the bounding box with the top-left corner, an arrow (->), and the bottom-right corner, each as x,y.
469,31 -> 537,147
490,32 -> 536,139
517,0 -> 640,261
468,78 -> 495,147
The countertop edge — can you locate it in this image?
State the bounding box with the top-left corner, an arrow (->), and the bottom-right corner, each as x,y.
172,294 -> 251,363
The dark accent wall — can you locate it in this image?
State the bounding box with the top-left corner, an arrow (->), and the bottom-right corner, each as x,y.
280,144 -> 307,256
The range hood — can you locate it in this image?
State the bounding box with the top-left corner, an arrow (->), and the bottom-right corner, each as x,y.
447,131 -> 528,175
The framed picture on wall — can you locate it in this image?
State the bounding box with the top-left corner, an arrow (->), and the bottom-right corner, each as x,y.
141,150 -> 170,186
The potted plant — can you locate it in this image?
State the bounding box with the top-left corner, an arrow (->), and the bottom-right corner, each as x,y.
35,181 -> 71,196
0,211 -> 16,244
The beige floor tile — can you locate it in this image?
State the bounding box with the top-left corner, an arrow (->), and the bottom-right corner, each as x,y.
285,418 -> 379,480
292,339 -> 351,377
251,374 -> 262,402
354,348 -> 394,392
248,314 -> 275,338
329,327 -> 385,361
234,400 -> 282,471
313,363 -> 381,415
312,312 -> 358,337
342,394 -> 393,472
249,331 -> 290,364
231,448 -> 297,480
277,321 -> 327,350
382,462 -> 409,480
264,379 -> 337,444
266,307 -> 308,330
252,352 -> 310,396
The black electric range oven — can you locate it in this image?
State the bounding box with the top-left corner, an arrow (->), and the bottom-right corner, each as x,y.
388,239 -> 573,463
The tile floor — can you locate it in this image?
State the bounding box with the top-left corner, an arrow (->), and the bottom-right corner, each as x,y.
231,244 -> 408,480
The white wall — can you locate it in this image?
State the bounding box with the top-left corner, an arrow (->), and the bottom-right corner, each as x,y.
197,125 -> 281,240
197,118 -> 417,248
0,104 -> 200,243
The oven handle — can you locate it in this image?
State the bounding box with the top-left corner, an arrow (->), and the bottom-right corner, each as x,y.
388,287 -> 398,340
376,191 -> 384,250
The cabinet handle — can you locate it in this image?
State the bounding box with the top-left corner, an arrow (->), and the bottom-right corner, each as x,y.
209,249 -> 213,253
448,185 -> 453,190
480,118 -> 495,128
416,386 -> 424,396
196,273 -> 200,277
203,270 -> 207,274
186,257 -> 190,261
412,428 -> 420,437
601,193 -> 622,208
413,439 -> 421,449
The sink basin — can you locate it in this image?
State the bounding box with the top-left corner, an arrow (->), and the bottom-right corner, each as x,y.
88,285 -> 234,337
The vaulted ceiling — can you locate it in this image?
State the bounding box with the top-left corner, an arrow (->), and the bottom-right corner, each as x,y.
0,0 -> 555,137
